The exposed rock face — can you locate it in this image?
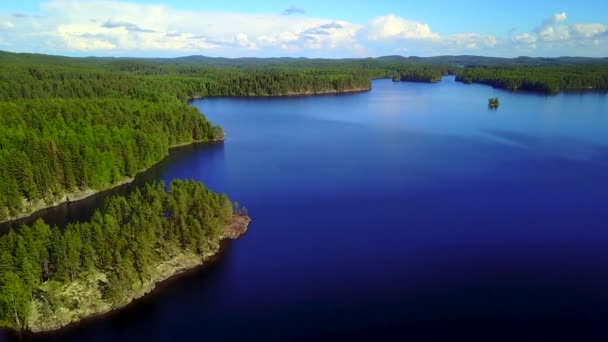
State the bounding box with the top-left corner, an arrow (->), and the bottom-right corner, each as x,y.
25,214 -> 251,333
224,214 -> 251,239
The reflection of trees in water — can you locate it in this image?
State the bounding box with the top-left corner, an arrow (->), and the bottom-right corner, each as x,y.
0,142 -> 224,233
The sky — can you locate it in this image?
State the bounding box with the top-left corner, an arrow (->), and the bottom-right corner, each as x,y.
0,0 -> 607,58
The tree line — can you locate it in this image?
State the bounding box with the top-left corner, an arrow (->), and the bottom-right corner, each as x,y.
455,65 -> 608,93
392,66 -> 448,83
0,180 -> 234,329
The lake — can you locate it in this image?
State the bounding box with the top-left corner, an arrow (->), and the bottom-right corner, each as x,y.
3,76 -> 608,341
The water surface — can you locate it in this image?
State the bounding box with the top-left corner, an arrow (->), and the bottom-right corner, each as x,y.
4,77 -> 608,341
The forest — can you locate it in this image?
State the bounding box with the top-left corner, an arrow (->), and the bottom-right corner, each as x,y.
0,50 -> 449,221
0,180 -> 235,330
455,65 -> 608,93
1,50 -> 607,220
0,99 -> 222,221
392,66 -> 445,83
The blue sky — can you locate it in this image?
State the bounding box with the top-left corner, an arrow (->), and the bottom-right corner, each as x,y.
1,0 -> 607,57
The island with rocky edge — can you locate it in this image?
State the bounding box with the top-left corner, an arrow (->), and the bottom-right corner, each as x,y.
0,180 -> 250,333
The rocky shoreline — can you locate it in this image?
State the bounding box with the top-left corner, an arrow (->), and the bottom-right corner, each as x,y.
25,214 -> 250,333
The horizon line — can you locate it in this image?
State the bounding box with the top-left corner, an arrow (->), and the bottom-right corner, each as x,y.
2,49 -> 608,60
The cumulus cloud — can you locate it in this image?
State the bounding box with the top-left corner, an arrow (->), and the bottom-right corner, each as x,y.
541,12 -> 567,28
569,23 -> 608,39
442,33 -> 497,50
363,14 -> 497,53
512,32 -> 537,49
366,14 -> 439,41
1,2 -> 607,57
0,0 -> 363,55
283,5 -> 306,15
512,11 -> 607,52
255,20 -> 359,51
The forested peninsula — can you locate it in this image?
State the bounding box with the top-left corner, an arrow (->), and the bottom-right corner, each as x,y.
0,180 -> 250,332
0,51 -> 449,222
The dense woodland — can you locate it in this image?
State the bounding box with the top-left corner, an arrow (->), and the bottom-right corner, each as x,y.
1,51 -> 607,220
392,67 -> 446,83
456,65 -> 608,93
0,180 -> 235,329
0,99 -> 221,220
0,51 -> 452,220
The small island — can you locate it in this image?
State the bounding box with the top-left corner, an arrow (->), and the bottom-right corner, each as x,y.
0,180 -> 250,333
488,97 -> 500,108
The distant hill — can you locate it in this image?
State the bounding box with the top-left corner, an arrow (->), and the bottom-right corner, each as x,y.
3,50 -> 605,68
146,54 -> 608,67
376,54 -> 608,66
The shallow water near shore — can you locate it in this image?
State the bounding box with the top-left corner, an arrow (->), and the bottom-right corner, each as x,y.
3,76 -> 608,341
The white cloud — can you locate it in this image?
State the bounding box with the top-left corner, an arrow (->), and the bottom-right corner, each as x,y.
1,3 -> 606,57
1,21 -> 15,30
570,24 -> 607,39
513,33 -> 537,44
512,11 -> 607,53
234,33 -> 257,50
512,32 -> 537,49
366,14 -> 439,41
442,33 -> 497,50
364,14 -> 497,54
0,0 -> 362,56
545,12 -> 567,26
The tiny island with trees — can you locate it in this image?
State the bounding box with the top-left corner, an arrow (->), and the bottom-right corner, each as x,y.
488,97 -> 500,108
0,50 -> 607,333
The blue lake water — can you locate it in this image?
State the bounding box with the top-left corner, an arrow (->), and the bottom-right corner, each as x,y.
4,76 -> 608,341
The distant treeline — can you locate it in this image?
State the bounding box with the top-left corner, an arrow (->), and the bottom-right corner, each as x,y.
0,180 -> 234,329
455,65 -> 608,93
392,66 -> 448,83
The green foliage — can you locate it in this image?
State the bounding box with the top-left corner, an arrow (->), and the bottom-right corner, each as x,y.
0,51 -> 462,219
0,48 -> 605,330
0,271 -> 31,329
456,65 -> 608,93
0,98 -> 220,217
0,180 -> 234,328
488,97 -> 499,108
0,50 -> 455,220
392,65 -> 449,83
8,52 -> 600,219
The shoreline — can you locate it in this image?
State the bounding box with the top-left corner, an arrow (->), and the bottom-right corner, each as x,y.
188,86 -> 371,101
454,78 -> 608,94
3,86 -> 371,226
282,87 -> 371,96
0,139 -> 222,225
8,214 -> 251,335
